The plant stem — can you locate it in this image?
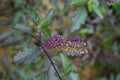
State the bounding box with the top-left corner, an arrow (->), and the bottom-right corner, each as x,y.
33,32 -> 62,80
40,44 -> 62,80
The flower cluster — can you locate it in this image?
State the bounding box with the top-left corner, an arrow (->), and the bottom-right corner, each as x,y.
44,34 -> 88,56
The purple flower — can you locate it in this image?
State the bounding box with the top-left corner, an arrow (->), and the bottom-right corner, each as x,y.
67,37 -> 81,43
44,34 -> 88,55
44,34 -> 64,48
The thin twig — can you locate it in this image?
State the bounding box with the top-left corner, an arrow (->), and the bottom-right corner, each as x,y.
48,64 -> 51,72
34,31 -> 62,80
40,43 -> 62,80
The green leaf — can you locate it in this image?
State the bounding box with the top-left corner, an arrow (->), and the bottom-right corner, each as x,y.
13,11 -> 22,24
70,7 -> 87,32
88,1 -> 103,19
38,9 -> 55,28
64,0 -> 72,14
88,0 -> 94,12
14,24 -> 32,34
48,65 -> 58,80
33,71 -> 49,80
26,7 -> 42,24
12,0 -> 23,7
16,69 -> 37,80
42,28 -> 51,41
92,4 -> 103,19
46,9 -> 55,20
116,74 -> 120,80
17,69 -> 28,80
69,72 -> 79,80
113,4 -> 120,11
71,0 -> 86,5
60,53 -> 72,76
102,34 -> 115,47
0,30 -> 12,42
13,45 -> 41,65
2,34 -> 23,47
0,57 -> 11,70
81,28 -> 93,34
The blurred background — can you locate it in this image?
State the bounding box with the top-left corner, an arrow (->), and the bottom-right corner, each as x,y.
0,0 -> 120,80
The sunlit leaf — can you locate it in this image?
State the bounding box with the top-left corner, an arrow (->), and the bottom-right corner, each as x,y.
70,7 -> 87,32
71,0 -> 86,5
38,9 -> 55,27
69,72 -> 79,80
26,7 -> 42,25
60,53 -> 72,75
92,4 -> 103,19
88,0 -> 94,11
81,28 -> 93,34
42,28 -> 52,41
88,0 -> 103,19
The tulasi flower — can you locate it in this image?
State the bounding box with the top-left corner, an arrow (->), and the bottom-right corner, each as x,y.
44,34 -> 88,56
44,34 -> 64,48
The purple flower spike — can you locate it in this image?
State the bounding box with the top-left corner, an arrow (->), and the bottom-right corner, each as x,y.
67,37 -> 81,43
45,34 -> 64,48
45,34 -> 88,55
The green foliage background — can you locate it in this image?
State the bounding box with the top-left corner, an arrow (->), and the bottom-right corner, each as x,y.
0,0 -> 120,80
